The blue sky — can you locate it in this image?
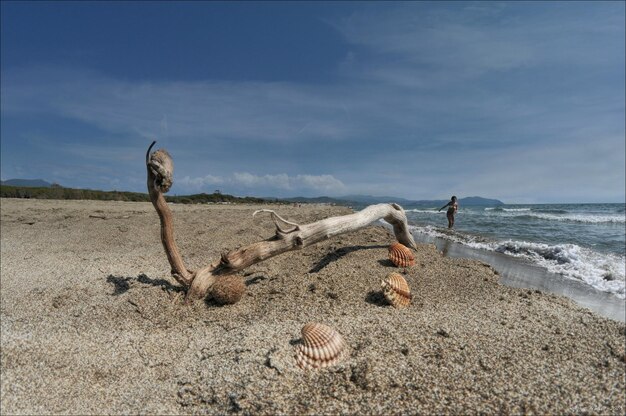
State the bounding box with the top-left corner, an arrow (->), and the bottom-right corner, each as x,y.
1,1 -> 624,203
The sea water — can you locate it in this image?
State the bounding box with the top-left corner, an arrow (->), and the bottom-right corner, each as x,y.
404,203 -> 625,300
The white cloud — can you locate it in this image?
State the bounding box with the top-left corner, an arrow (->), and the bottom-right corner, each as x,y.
179,174 -> 225,189
176,172 -> 346,194
233,172 -> 291,189
295,174 -> 346,191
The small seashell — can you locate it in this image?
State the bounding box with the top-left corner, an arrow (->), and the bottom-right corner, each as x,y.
388,242 -> 415,267
381,272 -> 412,308
295,322 -> 347,370
210,275 -> 246,305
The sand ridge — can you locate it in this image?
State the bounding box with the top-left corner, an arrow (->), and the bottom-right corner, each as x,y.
1,199 -> 624,414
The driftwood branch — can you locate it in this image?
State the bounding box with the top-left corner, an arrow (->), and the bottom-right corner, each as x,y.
146,142 -> 417,302
146,142 -> 193,286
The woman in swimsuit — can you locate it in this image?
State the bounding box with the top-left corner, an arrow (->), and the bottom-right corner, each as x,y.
438,196 -> 458,229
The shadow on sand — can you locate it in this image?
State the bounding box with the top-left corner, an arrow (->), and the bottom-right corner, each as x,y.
309,245 -> 387,273
365,290 -> 388,307
106,273 -> 185,296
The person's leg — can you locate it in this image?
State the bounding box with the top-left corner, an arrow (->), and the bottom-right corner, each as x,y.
447,212 -> 453,228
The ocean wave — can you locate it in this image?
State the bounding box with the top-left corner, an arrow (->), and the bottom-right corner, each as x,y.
409,225 -> 626,299
409,225 -> 493,248
407,208 -> 474,216
493,241 -> 625,298
531,208 -> 569,214
485,207 -> 531,212
520,213 -> 625,224
481,209 -> 624,224
407,209 -> 443,214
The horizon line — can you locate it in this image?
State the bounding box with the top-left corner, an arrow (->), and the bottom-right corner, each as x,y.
2,180 -> 625,205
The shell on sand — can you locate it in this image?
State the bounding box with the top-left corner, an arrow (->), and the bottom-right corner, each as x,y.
210,275 -> 246,305
381,272 -> 412,308
388,242 -> 415,267
296,322 -> 347,370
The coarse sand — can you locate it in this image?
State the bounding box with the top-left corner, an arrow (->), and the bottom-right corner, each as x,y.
1,199 -> 624,414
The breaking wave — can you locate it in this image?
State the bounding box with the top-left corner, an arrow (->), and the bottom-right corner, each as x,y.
410,224 -> 626,299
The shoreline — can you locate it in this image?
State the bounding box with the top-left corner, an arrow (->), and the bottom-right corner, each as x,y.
1,199 -> 624,414
403,203 -> 626,304
411,231 -> 626,322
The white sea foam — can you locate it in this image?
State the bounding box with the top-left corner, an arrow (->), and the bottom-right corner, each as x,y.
407,208 -> 473,215
406,209 -> 443,214
522,213 -> 625,224
410,225 -> 626,299
482,209 -> 625,224
493,241 -> 625,298
410,225 -> 492,248
484,207 -> 531,212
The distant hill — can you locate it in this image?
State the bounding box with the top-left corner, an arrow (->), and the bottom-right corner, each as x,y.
405,196 -> 504,207
337,195 -> 415,205
332,195 -> 504,207
1,179 -> 53,188
456,196 -> 504,206
283,195 -> 504,207
283,196 -> 353,205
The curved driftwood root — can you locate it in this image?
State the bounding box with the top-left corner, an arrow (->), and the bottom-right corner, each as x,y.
146,141 -> 193,287
146,142 -> 417,303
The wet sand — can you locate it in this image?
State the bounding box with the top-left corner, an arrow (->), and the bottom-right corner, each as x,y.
1,198 -> 624,414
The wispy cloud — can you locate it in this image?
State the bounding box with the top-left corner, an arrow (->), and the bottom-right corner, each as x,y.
335,2 -> 624,87
1,67 -> 359,144
179,172 -> 345,194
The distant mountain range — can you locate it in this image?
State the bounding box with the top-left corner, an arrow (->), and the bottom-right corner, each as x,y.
284,195 -> 504,207
1,179 -> 53,188
2,178 -> 504,206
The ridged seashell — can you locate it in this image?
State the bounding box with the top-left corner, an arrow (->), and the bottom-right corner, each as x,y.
296,322 -> 347,370
381,272 -> 412,308
210,275 -> 246,305
388,242 -> 415,267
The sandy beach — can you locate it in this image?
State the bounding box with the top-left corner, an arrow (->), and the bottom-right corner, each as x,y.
1,198 -> 624,415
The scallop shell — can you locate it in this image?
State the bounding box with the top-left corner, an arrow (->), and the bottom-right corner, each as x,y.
295,322 -> 347,370
388,242 -> 416,267
381,272 -> 412,308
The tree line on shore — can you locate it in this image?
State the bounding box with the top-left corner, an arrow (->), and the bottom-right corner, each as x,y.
0,185 -> 277,205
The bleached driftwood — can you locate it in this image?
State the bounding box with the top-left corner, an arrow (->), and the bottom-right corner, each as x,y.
146,142 -> 417,302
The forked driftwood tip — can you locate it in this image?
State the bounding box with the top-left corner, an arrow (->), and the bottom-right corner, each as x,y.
146,140 -> 157,164
253,209 -> 300,234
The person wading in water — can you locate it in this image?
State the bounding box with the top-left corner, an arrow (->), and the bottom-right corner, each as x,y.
438,196 -> 458,229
